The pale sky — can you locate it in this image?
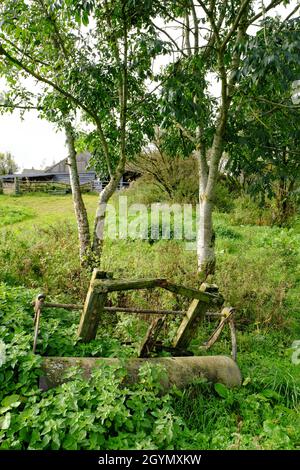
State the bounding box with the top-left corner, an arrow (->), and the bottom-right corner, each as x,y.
0,111 -> 67,170
0,2 -> 298,171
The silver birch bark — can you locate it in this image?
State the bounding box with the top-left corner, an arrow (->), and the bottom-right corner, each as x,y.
65,123 -> 91,265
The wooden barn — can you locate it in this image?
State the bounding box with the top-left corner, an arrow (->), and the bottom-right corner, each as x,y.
0,152 -> 139,195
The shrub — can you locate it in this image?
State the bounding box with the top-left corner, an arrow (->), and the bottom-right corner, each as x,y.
214,181 -> 235,213
122,177 -> 166,206
231,195 -> 273,226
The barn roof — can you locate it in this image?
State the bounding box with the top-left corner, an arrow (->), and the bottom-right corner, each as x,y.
45,151 -> 92,173
0,173 -> 55,180
22,168 -> 44,175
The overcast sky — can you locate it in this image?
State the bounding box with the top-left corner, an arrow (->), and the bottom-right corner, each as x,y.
0,1 -> 298,171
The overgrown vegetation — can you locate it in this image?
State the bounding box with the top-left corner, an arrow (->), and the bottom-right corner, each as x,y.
0,0 -> 299,453
0,189 -> 299,450
0,206 -> 34,227
0,152 -> 18,176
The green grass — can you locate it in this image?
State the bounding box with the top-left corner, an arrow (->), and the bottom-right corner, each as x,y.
0,206 -> 35,226
0,193 -> 98,228
0,192 -> 299,325
0,191 -> 299,449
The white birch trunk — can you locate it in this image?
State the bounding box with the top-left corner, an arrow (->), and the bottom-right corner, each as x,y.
91,168 -> 124,263
196,121 -> 225,279
197,195 -> 215,278
65,124 -> 91,266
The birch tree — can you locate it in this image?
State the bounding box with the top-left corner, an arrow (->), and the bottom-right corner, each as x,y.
158,0 -> 294,279
0,0 -> 164,266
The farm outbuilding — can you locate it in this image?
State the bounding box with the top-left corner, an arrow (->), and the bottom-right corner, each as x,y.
0,152 -> 139,195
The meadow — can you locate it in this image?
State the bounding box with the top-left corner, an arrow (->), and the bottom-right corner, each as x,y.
0,188 -> 299,450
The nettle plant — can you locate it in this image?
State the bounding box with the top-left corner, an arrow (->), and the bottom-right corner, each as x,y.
1,362 -> 192,450
0,284 -> 198,450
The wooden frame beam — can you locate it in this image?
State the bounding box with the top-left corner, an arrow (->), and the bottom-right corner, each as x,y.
92,278 -> 223,305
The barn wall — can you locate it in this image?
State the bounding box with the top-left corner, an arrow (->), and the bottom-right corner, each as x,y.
2,182 -> 15,194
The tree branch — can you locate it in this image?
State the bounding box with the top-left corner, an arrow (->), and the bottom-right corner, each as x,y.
0,103 -> 39,110
151,21 -> 186,56
0,42 -> 113,173
221,0 -> 251,50
279,3 -> 300,29
174,121 -> 197,144
256,97 -> 300,109
197,0 -> 221,43
191,1 -> 199,51
249,0 -> 284,25
0,44 -> 92,116
1,35 -> 51,67
35,0 -> 69,59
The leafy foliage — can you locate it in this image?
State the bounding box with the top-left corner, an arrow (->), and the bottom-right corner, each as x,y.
227,18 -> 300,225
0,0 -> 167,172
1,282 -> 300,450
0,152 -> 18,175
0,284 -> 197,450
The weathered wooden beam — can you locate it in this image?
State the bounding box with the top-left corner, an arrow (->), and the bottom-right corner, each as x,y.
173,299 -> 209,350
92,278 -> 223,305
139,316 -> 166,358
77,269 -> 107,342
104,306 -> 184,315
92,278 -> 166,293
159,280 -> 224,305
172,285 -> 225,350
202,307 -> 235,351
77,290 -> 107,342
40,356 -> 242,391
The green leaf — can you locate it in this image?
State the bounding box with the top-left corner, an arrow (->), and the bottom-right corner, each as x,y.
214,383 -> 229,399
242,377 -> 251,386
260,389 -> 281,401
0,412 -> 11,430
263,420 -> 277,433
82,12 -> 89,27
0,406 -> 11,415
1,394 -> 20,408
63,434 -> 78,450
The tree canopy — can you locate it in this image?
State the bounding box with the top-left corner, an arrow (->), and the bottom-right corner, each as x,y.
0,152 -> 18,175
1,0 -> 299,269
227,17 -> 300,224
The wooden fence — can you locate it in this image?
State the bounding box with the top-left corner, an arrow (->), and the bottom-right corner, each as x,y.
1,178 -> 130,195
